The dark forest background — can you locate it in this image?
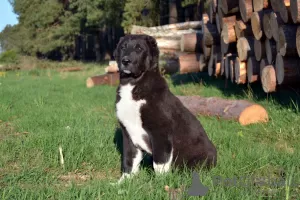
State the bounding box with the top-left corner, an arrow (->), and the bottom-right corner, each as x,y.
0,0 -> 207,62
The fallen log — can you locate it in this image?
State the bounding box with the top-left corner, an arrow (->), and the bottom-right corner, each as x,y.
253,0 -> 270,12
105,64 -> 119,73
237,36 -> 255,61
276,25 -> 298,57
265,38 -> 277,63
86,73 -> 119,88
275,53 -> 300,85
247,56 -> 260,83
239,0 -> 253,22
254,38 -> 266,61
261,65 -> 277,93
178,53 -> 205,74
291,0 -> 300,23
234,57 -> 247,84
270,11 -> 284,42
219,0 -> 239,14
234,20 -> 253,39
180,32 -> 203,52
176,95 -> 269,126
156,38 -> 181,50
251,11 -> 264,40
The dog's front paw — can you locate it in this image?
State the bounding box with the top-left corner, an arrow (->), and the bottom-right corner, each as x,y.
153,162 -> 171,174
110,173 -> 131,186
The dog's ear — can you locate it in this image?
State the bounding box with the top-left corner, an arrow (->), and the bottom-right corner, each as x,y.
113,36 -> 125,61
145,35 -> 159,67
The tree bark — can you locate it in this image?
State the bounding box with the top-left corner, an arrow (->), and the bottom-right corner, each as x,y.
176,95 -> 269,126
275,53 -> 300,85
237,36 -> 255,61
180,32 -> 203,52
261,65 -> 277,93
291,0 -> 300,23
251,11 -> 264,40
86,73 -> 120,88
239,0 -> 253,22
247,56 -> 260,83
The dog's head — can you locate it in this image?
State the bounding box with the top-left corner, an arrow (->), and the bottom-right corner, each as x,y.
114,34 -> 159,77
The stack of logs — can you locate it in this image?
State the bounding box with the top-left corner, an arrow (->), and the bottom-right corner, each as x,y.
179,0 -> 300,93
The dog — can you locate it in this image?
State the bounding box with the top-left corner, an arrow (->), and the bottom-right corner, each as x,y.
114,34 -> 217,184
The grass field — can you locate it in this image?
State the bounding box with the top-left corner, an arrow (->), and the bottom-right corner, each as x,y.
0,65 -> 300,199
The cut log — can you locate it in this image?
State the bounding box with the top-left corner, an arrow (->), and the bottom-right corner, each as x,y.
199,54 -> 208,72
237,36 -> 255,61
105,64 -> 119,73
234,57 -> 247,84
178,53 -> 202,74
260,58 -> 270,76
86,73 -> 120,88
261,65 -> 277,93
254,38 -> 266,61
202,22 -> 219,46
208,1 -> 216,23
275,53 -> 300,85
176,95 -> 269,125
208,45 -> 220,76
156,38 -> 181,50
251,11 -> 264,40
247,56 -> 260,83
216,14 -> 222,34
262,10 -> 273,39
180,32 -> 203,52
265,38 -> 277,63
221,36 -> 236,54
221,55 -> 227,76
230,56 -> 236,82
291,0 -> 300,23
239,0 -> 253,22
253,0 -> 270,12
270,12 -> 284,42
213,52 -> 223,77
222,23 -> 236,44
220,0 -> 239,14
297,26 -> 300,57
276,25 -> 298,57
277,0 -> 292,23
234,20 -> 253,39
270,0 -> 281,12
202,38 -> 213,60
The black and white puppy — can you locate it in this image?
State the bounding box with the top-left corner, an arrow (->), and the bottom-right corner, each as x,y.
114,34 -> 217,184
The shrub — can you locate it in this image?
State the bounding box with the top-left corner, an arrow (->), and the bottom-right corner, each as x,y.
0,50 -> 19,64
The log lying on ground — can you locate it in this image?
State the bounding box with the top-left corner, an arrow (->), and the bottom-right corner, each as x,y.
270,12 -> 284,42
297,26 -> 300,57
247,56 -> 260,83
253,0 -> 270,12
276,25 -> 298,57
105,64 -> 119,73
291,0 -> 300,23
261,65 -> 277,93
178,53 -> 206,74
251,11 -> 264,40
234,20 -> 253,39
265,38 -> 277,63
86,73 -> 119,88
237,36 -> 255,61
235,57 -> 247,84
239,0 -> 253,22
219,0 -> 239,14
180,32 -> 203,52
156,38 -> 181,50
254,38 -> 266,61
130,19 -> 209,34
262,10 -> 273,39
176,95 -> 269,125
202,22 -> 219,46
275,53 -> 300,85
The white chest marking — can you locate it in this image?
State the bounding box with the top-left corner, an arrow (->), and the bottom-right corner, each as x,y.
116,84 -> 152,154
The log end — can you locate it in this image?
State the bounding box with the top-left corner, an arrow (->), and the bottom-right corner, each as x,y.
239,104 -> 269,125
291,0 -> 300,24
86,77 -> 95,88
251,12 -> 263,40
275,53 -> 284,85
261,65 -> 277,93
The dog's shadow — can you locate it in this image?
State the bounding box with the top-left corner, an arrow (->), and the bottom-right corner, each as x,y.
113,128 -> 154,172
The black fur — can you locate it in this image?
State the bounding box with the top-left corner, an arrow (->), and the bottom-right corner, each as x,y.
114,34 -> 217,172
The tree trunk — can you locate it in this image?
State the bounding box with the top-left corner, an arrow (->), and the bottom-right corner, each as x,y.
237,36 -> 255,61
276,25 -> 298,57
86,73 -> 120,88
253,0 -> 270,12
176,95 -> 269,126
247,56 -> 260,83
180,32 -> 203,52
251,11 -> 264,40
265,38 -> 277,63
234,20 -> 253,38
291,0 -> 300,23
261,65 -> 277,93
254,38 -> 266,61
275,53 -> 300,85
239,0 -> 253,22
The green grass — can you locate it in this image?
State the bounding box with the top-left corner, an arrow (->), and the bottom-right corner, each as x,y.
0,67 -> 299,199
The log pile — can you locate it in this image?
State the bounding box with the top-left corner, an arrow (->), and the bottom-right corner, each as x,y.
176,0 -> 300,93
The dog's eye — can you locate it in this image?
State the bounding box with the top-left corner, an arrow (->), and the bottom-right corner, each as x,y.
136,46 -> 142,51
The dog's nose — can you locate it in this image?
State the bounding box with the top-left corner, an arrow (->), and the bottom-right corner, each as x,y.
121,57 -> 131,65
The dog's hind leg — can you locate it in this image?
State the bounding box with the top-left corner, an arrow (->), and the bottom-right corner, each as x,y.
152,139 -> 173,174
117,125 -> 143,184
